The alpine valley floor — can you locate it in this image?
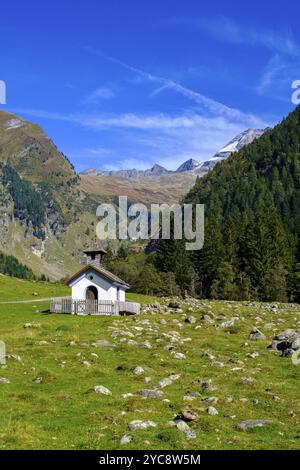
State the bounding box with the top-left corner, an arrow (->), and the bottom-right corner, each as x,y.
0,278 -> 299,450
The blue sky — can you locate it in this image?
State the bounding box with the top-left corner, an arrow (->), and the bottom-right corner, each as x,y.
0,0 -> 299,171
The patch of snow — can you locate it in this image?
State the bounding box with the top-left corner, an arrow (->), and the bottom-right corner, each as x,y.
4,119 -> 25,130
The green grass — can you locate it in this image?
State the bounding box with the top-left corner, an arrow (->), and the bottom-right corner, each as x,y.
0,274 -> 70,301
0,280 -> 299,449
126,292 -> 160,304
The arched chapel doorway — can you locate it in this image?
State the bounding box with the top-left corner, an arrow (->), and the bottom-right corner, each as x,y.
86,286 -> 98,301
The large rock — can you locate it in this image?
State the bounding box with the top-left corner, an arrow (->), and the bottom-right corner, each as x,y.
269,330 -> 300,356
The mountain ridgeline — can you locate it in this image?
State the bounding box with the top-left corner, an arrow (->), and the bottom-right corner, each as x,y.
151,106 -> 300,302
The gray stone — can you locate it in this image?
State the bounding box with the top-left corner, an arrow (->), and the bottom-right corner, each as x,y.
185,316 -> 196,324
173,352 -> 186,359
0,377 -> 10,384
158,377 -> 173,388
120,434 -> 133,445
129,420 -> 157,431
132,366 -> 145,375
201,380 -> 217,391
241,377 -> 255,384
33,376 -> 43,384
292,338 -> 300,350
94,385 -> 112,395
236,419 -> 271,431
207,406 -> 218,415
139,388 -> 164,398
139,341 -> 152,349
175,420 -> 190,432
276,329 -> 296,341
249,327 -> 266,341
179,410 -> 199,422
202,396 -> 218,404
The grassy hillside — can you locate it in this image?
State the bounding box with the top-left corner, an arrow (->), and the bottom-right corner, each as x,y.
0,292 -> 299,449
0,274 -> 69,301
80,171 -> 198,205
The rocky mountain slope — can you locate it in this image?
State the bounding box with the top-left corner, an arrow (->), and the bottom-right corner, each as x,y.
0,110 -> 100,279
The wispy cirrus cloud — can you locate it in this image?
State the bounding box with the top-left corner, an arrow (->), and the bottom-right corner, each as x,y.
165,16 -> 300,58
14,46 -> 272,171
14,107 -> 269,131
163,16 -> 300,100
86,47 -> 262,124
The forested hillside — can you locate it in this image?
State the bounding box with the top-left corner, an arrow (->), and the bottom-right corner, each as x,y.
150,106 -> 300,302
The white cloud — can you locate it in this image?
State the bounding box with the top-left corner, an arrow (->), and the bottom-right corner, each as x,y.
14,106 -> 271,171
84,86 -> 115,104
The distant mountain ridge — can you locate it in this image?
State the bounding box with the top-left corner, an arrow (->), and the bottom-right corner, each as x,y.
81,128 -> 267,179
83,163 -> 170,179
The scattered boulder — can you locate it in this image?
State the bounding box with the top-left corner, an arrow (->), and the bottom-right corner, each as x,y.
249,327 -> 266,340
132,366 -> 145,375
174,420 -> 197,439
129,420 -> 157,431
269,330 -> 300,356
202,396 -> 218,404
158,377 -> 173,388
207,406 -> 218,416
200,380 -> 217,392
139,341 -> 152,349
94,385 -> 112,396
0,377 -> 10,384
236,419 -> 272,431
120,434 -> 133,445
178,410 -> 199,422
173,352 -> 186,359
185,316 -> 196,324
139,388 -> 164,399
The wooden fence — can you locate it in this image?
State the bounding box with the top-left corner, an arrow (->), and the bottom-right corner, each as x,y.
50,298 -> 140,316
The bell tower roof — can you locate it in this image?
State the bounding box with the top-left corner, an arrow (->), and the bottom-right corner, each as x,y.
83,246 -> 107,255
